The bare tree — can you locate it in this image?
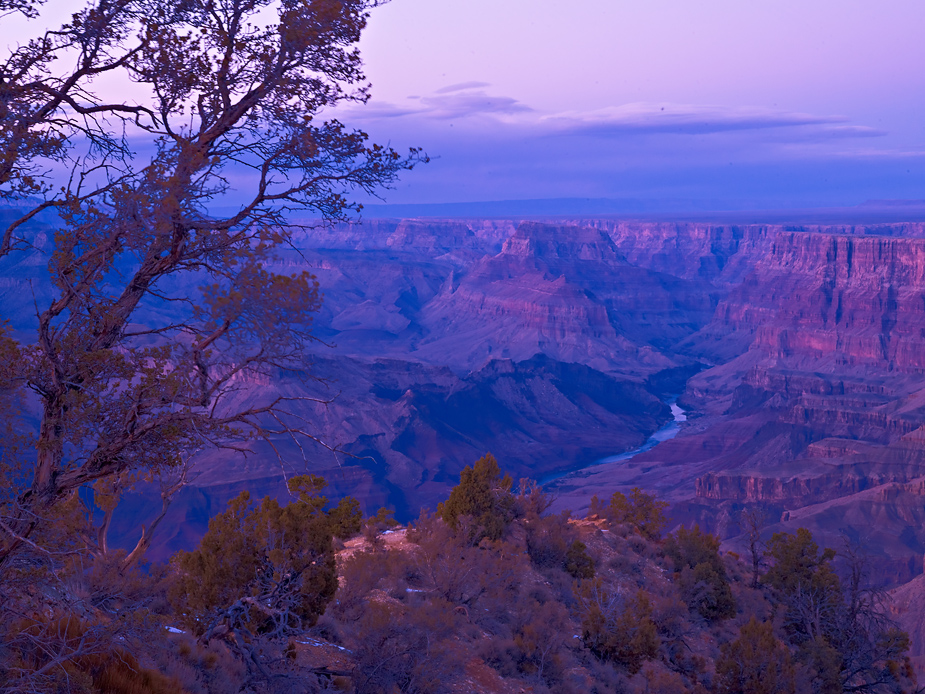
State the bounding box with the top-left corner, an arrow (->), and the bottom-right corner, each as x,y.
0,0 -> 424,567
741,506 -> 768,589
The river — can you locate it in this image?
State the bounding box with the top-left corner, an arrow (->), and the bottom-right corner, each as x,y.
540,400 -> 687,487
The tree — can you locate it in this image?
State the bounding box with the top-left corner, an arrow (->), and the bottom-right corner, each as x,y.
715,617 -> 796,694
524,510 -> 595,579
574,579 -> 659,674
763,528 -> 838,598
603,487 -> 669,540
0,0 -> 423,567
170,475 -> 349,682
437,453 -> 515,542
764,529 -> 916,694
832,541 -> 917,694
664,525 -> 736,621
741,506 -> 769,589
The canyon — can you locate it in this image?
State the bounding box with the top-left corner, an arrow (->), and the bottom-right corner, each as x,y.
6,213 -> 925,667
96,220 -> 925,575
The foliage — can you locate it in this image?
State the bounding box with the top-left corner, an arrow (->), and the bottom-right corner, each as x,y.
526,510 -> 595,579
508,599 -> 572,686
349,600 -> 460,694
763,528 -> 839,596
0,612 -> 182,694
327,495 -> 364,540
715,617 -> 797,694
437,453 -> 516,542
575,579 -> 659,674
0,0 -> 424,571
664,525 -> 736,621
362,506 -> 400,545
764,528 -> 916,694
515,478 -> 554,519
410,511 -> 522,612
565,540 -> 596,580
170,475 -> 354,681
600,487 -> 669,540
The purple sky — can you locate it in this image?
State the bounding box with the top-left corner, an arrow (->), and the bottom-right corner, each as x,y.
343,0 -> 925,209
4,1 -> 923,211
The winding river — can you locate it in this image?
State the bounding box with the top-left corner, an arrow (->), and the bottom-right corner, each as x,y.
541,400 -> 687,487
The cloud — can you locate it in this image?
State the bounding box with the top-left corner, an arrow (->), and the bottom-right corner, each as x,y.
346,93 -> 885,145
434,81 -> 492,94
332,90 -> 915,209
538,103 -> 885,138
814,125 -> 888,139
341,84 -> 533,121
827,147 -> 925,158
415,91 -> 533,119
348,102 -> 425,119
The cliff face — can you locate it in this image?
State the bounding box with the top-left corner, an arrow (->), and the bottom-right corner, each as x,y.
577,221 -> 780,285
416,222 -> 715,372
522,224 -> 925,595
110,220 -> 723,558
708,233 -> 925,371
100,218 -> 925,665
290,217 -> 516,257
128,352 -> 670,561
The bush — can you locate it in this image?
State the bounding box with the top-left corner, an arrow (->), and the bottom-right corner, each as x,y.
525,512 -> 595,579
437,453 -> 516,542
2,614 -> 185,694
763,527 -> 838,595
575,580 -> 659,674
603,488 -> 668,540
362,506 -> 399,545
171,475 -> 347,638
349,601 -> 460,694
715,617 -> 796,694
664,525 -> 736,621
328,496 -> 363,540
565,540 -> 596,580
512,599 -> 572,686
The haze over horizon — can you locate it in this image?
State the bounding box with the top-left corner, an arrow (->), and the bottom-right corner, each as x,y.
346,0 -> 925,211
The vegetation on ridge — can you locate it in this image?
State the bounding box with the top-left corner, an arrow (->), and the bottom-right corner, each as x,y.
0,453 -> 916,693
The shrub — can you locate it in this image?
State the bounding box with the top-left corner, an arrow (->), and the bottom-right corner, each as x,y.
328,495 -> 364,540
605,488 -> 668,540
664,525 -> 736,621
715,617 -> 796,694
512,599 -> 572,685
763,527 -> 838,595
565,540 -> 595,579
349,600 -> 460,694
2,614 -> 186,694
437,453 -> 516,542
362,506 -> 399,545
575,580 -> 659,674
170,475 -> 347,638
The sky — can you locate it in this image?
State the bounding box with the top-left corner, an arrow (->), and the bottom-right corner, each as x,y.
3,1 -> 924,212
340,0 -> 925,210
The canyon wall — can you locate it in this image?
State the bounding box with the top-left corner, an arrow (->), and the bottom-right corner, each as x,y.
551,226 -> 925,589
